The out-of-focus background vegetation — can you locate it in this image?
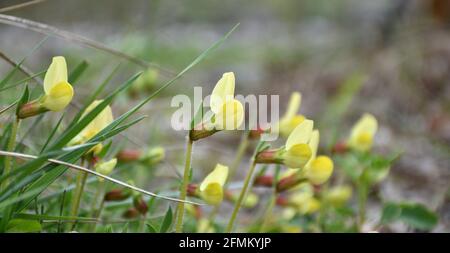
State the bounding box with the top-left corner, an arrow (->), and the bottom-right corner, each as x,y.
0,0 -> 449,232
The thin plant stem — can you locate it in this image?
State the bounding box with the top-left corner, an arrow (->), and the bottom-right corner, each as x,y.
1,117 -> 20,191
70,159 -> 89,230
89,180 -> 105,232
357,180 -> 368,231
208,132 -> 250,223
229,132 -> 250,180
175,138 -> 194,233
259,192 -> 276,233
226,159 -> 257,233
139,213 -> 147,233
259,166 -> 280,233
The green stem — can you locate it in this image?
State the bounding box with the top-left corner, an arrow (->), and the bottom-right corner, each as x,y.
175,138 -> 193,233
1,118 -> 20,191
259,190 -> 276,233
208,132 -> 250,223
70,159 -> 89,230
89,180 -> 105,232
139,213 -> 147,233
226,159 -> 257,233
229,132 -> 250,180
357,181 -> 368,231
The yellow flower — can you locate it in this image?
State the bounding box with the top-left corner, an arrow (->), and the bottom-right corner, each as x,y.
199,164 -> 229,205
305,156 -> 333,185
278,92 -> 305,137
41,56 -> 74,111
296,130 -> 334,185
282,119 -> 313,169
210,72 -> 244,130
288,183 -> 320,214
242,192 -> 259,208
302,197 -> 321,214
141,147 -> 165,165
325,185 -> 352,207
348,113 -> 378,152
94,158 -> 117,181
69,100 -> 114,154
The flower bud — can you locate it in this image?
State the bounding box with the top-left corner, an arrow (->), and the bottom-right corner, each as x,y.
133,196 -> 148,215
253,175 -> 274,187
94,158 -> 117,181
116,149 -> 142,163
104,189 -> 131,201
199,164 -> 228,205
347,113 -> 378,152
140,147 -> 165,166
122,208 -> 140,219
325,185 -> 352,207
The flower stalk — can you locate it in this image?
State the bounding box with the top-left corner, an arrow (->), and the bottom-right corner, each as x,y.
226,159 -> 257,232
175,138 -> 194,233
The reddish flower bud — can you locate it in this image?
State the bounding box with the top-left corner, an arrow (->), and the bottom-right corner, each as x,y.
104,189 -> 130,201
116,149 -> 142,163
187,183 -> 199,197
276,174 -> 306,193
133,196 -> 148,215
122,208 -> 140,219
276,195 -> 289,206
253,175 -> 274,187
332,141 -> 348,154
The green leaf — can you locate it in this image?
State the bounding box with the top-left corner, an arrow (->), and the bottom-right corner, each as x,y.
146,223 -> 157,233
68,60 -> 89,84
6,219 -> 42,233
159,206 -> 173,233
398,203 -> 438,231
380,202 -> 438,231
380,202 -> 402,224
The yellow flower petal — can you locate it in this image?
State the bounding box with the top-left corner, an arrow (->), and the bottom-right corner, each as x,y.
279,115 -> 305,138
44,56 -> 68,94
210,72 -> 235,114
348,113 -> 378,152
306,155 -> 333,185
199,164 -> 228,205
213,99 -> 244,130
301,197 -> 321,214
304,130 -> 319,168
283,92 -> 302,120
95,158 -> 117,181
200,164 -> 228,191
285,119 -> 313,150
81,100 -> 114,138
283,143 -> 312,169
41,81 -> 74,111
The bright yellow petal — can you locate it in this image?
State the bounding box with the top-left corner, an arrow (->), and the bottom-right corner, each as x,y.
304,130 -> 320,168
283,92 -> 301,120
214,99 -> 244,130
348,113 -> 378,152
44,56 -> 68,94
41,81 -> 74,111
306,155 -> 333,185
285,119 -> 313,150
279,115 -> 305,138
200,183 -> 224,205
200,164 -> 229,191
210,72 -> 235,114
283,143 -> 312,169
81,100 -> 114,137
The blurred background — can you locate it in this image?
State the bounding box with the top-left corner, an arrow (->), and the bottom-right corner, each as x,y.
0,0 -> 449,232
